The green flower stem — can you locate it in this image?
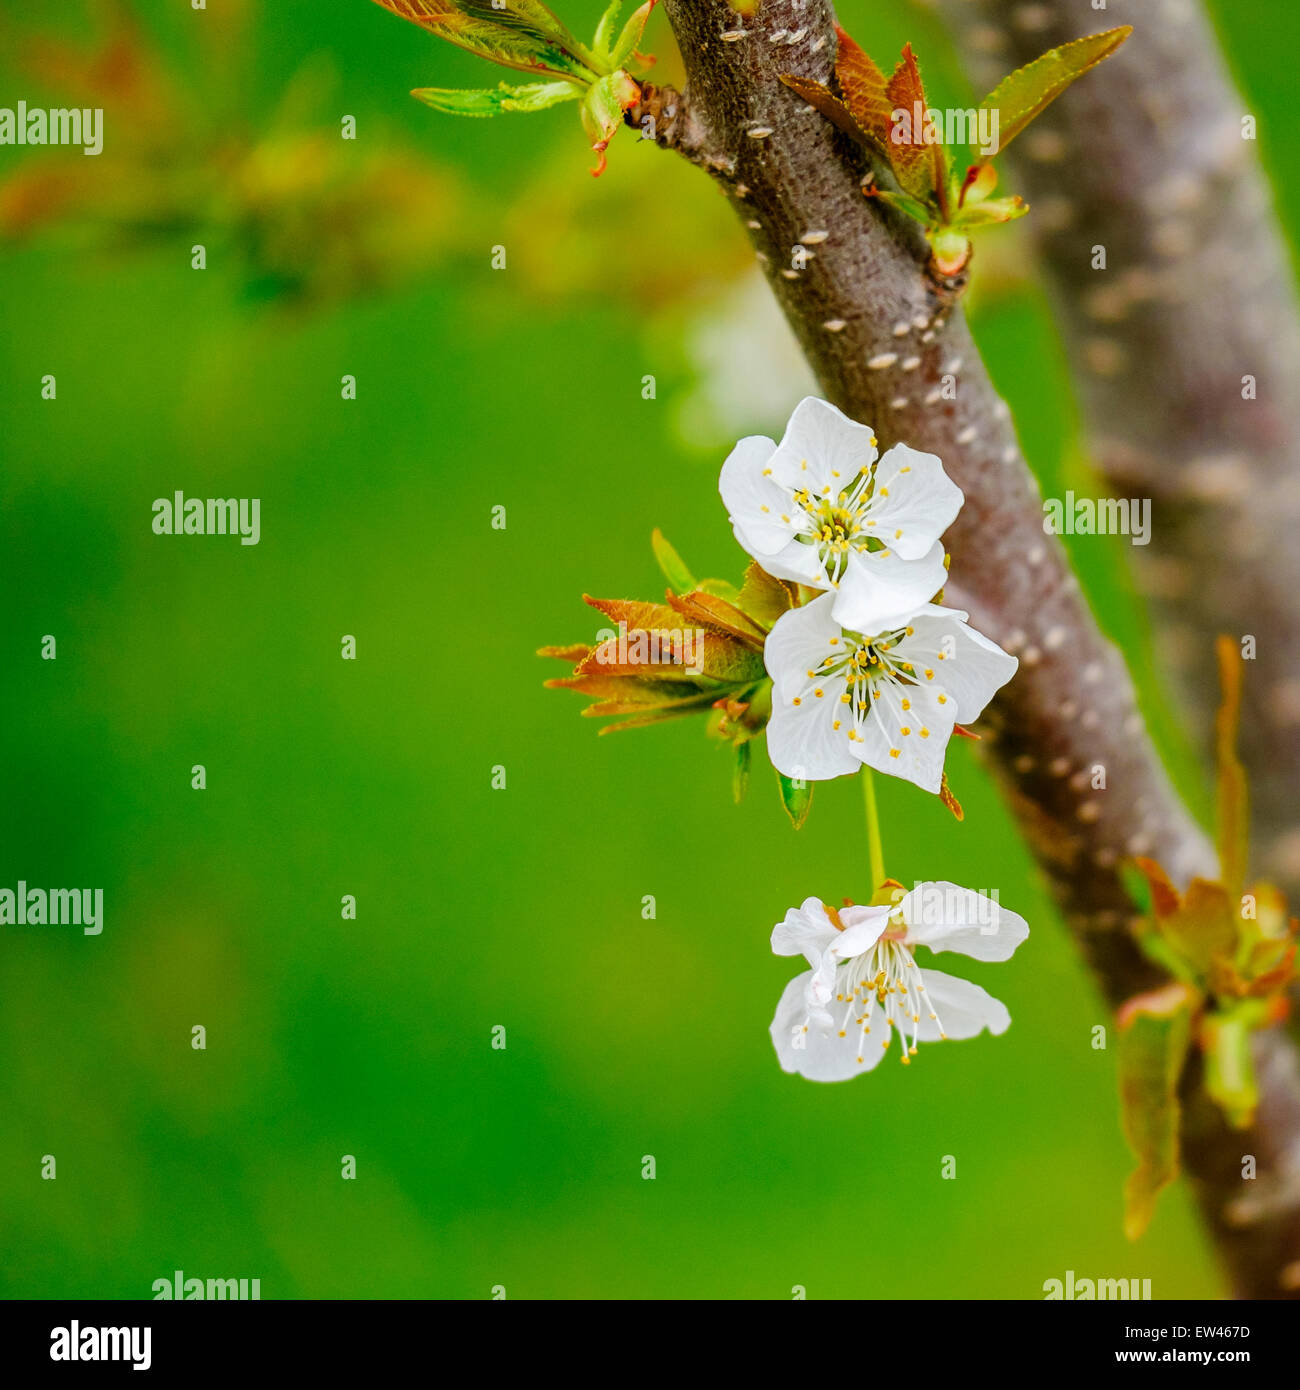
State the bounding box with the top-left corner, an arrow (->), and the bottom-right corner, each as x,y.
862,768 -> 885,893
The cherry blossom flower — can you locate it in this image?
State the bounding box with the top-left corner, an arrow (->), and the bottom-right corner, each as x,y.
770,885 -> 1028,1081
763,592 -> 1017,792
720,396 -> 962,632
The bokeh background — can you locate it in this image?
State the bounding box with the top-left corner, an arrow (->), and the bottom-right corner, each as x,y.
2,0 -> 1295,1299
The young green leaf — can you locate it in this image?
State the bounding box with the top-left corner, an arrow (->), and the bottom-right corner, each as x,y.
412,81 -> 581,115
952,195 -> 1027,228
651,527 -> 696,593
978,26 -> 1132,155
372,0 -> 593,81
593,0 -> 623,59
1202,1011 -> 1259,1130
581,68 -> 641,175
455,0 -> 588,54
610,0 -> 656,70
1117,982 -> 1195,1240
778,771 -> 813,829
733,561 -> 796,632
733,739 -> 752,804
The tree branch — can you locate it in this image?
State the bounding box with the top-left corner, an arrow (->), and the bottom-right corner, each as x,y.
937,0 -> 1300,900
654,0 -> 1300,1296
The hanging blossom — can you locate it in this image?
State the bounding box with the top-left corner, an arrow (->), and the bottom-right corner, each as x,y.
763,592 -> 1017,793
770,884 -> 1029,1081
719,396 -> 963,632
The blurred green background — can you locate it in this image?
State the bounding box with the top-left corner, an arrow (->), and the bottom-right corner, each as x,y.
1,0 -> 1295,1299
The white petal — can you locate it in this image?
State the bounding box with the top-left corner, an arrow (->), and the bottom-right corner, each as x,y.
893,606 -> 1018,724
899,882 -> 1030,961
766,397 -> 878,493
770,971 -> 892,1081
911,968 -> 1011,1041
764,597 -> 860,781
719,433 -> 802,558
830,541 -> 947,633
860,443 -> 963,561
749,535 -> 829,588
824,907 -> 891,968
766,703 -> 860,782
802,904 -> 892,1008
839,903 -> 893,933
771,897 -> 838,965
828,911 -> 889,956
764,591 -> 842,671
856,676 -> 955,795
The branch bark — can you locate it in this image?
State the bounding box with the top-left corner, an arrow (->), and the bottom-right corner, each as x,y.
650,0 -> 1300,1296
936,0 -> 1300,900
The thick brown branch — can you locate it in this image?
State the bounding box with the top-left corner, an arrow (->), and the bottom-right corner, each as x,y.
938,0 -> 1300,899
656,0 -> 1300,1296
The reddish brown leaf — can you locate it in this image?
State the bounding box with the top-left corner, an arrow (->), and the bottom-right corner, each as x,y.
778,74 -> 871,145
834,25 -> 893,149
1133,856 -> 1182,920
1215,635 -> 1249,898
666,589 -> 767,649
537,642 -> 593,662
883,44 -> 942,202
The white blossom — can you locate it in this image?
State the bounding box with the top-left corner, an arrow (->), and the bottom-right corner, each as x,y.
763,593 -> 1017,792
770,885 -> 1029,1081
720,397 -> 962,632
